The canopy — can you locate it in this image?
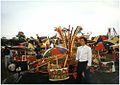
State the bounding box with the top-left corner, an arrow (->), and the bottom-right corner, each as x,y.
43,47 -> 68,57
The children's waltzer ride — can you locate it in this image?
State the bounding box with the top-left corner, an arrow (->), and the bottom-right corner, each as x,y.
29,25 -> 83,81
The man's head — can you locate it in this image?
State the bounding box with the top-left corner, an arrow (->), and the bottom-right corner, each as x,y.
78,36 -> 87,46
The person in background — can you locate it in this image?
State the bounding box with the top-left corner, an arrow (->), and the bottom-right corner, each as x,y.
3,47 -> 10,68
11,50 -> 17,62
36,34 -> 42,43
76,37 -> 92,83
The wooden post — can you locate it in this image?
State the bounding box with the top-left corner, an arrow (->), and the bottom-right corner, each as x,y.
56,56 -> 59,68
98,51 -> 100,60
68,25 -> 71,58
64,54 -> 68,67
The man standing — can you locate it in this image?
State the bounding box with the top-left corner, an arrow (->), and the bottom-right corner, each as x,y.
76,37 -> 92,83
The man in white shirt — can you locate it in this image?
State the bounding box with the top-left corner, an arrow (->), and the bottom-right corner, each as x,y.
76,37 -> 92,83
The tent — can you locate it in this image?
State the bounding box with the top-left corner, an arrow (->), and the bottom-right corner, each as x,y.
94,35 -> 118,51
93,35 -> 108,44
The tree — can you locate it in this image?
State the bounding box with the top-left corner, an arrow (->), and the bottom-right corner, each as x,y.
9,37 -> 20,46
1,37 -> 8,46
16,31 -> 26,43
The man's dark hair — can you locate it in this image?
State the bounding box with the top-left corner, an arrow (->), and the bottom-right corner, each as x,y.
79,36 -> 87,44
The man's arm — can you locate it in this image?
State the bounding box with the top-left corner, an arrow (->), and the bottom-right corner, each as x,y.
76,47 -> 79,61
75,47 -> 79,65
87,47 -> 92,67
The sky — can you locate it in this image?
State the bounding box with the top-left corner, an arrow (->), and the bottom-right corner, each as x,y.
1,0 -> 120,39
